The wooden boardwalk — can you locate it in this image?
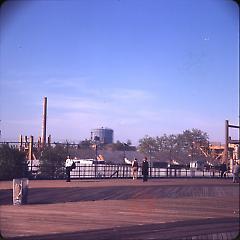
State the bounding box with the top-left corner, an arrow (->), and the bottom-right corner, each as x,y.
0,179 -> 239,240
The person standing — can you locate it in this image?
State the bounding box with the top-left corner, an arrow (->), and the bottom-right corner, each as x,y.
65,155 -> 74,182
142,157 -> 149,182
220,163 -> 227,178
132,158 -> 138,180
232,162 -> 240,183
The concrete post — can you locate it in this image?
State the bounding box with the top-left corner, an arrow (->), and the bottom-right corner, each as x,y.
13,178 -> 29,205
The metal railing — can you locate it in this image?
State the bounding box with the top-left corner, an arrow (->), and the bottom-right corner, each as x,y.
26,163 -> 231,180
23,159 -> 234,180
69,164 -> 230,179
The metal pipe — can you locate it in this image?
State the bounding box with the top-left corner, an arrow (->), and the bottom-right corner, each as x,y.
224,120 -> 229,164
47,134 -> 51,146
24,136 -> 28,149
41,97 -> 47,147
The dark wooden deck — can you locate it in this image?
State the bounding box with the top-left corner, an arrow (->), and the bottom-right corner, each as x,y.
0,179 -> 239,240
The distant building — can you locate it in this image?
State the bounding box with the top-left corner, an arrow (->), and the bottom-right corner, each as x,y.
91,127 -> 114,144
98,150 -> 145,164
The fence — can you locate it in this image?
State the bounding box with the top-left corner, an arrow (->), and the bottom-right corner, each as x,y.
69,164 -> 231,179
27,162 -> 232,180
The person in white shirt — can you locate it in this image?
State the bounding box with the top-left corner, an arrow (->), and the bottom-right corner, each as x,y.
132,158 -> 138,180
65,156 -> 74,182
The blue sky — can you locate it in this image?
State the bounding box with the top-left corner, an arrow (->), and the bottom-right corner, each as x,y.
0,0 -> 239,145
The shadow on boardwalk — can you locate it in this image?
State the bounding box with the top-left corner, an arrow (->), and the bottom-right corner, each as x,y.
6,217 -> 239,240
0,184 -> 238,205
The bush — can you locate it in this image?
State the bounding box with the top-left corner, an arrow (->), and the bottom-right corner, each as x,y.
0,144 -> 28,180
39,145 -> 67,179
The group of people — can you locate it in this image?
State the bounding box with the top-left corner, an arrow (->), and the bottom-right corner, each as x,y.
65,155 -> 150,182
65,155 -> 240,183
131,157 -> 149,182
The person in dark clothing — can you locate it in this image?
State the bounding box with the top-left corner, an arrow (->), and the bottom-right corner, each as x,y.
142,157 -> 149,182
220,163 -> 227,178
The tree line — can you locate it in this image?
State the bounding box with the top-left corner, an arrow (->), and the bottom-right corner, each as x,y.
138,128 -> 210,164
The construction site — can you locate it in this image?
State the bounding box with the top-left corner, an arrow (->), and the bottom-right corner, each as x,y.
1,97 -> 238,178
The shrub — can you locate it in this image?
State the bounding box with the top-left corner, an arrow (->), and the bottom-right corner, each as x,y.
0,144 -> 27,180
39,145 -> 67,179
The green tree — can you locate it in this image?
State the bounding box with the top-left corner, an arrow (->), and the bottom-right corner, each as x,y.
39,144 -> 67,179
0,144 -> 27,180
176,128 -> 209,163
138,129 -> 209,164
156,134 -> 178,161
138,135 -> 158,155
